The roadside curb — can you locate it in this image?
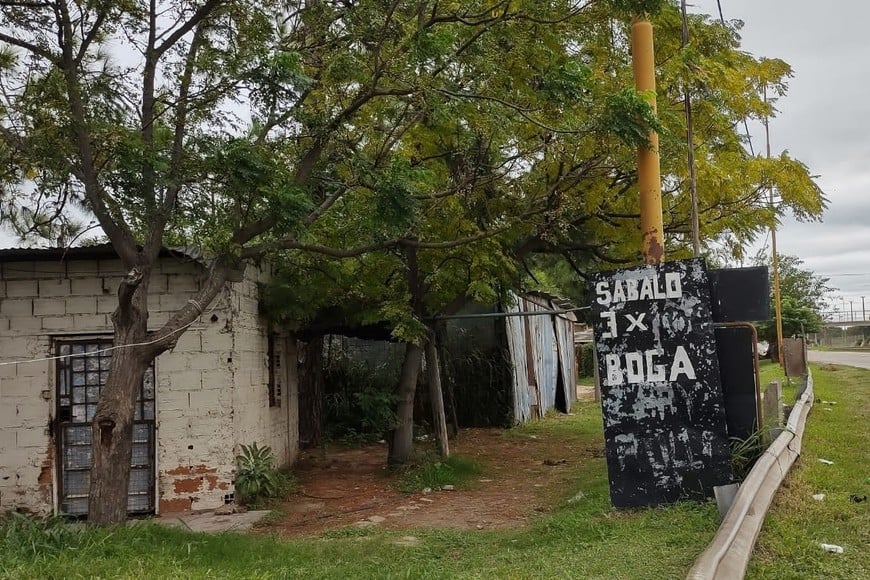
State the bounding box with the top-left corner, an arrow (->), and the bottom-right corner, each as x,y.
687,370 -> 815,579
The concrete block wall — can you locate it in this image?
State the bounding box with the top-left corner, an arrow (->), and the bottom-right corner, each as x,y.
229,265 -> 299,472
0,256 -> 297,515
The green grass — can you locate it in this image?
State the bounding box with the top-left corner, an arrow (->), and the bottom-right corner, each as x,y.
747,364 -> 870,579
396,454 -> 483,493
2,366 -> 865,579
0,405 -> 722,579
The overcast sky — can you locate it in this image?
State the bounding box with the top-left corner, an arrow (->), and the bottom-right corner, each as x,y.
2,2 -> 867,314
691,0 -> 870,315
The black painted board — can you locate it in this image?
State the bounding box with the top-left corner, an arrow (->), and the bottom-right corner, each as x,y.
590,258 -> 734,508
715,326 -> 759,441
708,266 -> 770,322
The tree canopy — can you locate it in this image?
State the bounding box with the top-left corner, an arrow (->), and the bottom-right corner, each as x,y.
0,0 -> 827,522
755,253 -> 835,340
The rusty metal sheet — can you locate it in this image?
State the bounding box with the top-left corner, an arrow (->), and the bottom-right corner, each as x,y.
504,299 -> 533,423
783,337 -> 808,377
524,296 -> 559,415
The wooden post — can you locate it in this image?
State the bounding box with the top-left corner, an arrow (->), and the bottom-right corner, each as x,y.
426,339 -> 450,458
762,380 -> 783,445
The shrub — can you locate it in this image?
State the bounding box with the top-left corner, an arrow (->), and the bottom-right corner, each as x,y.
234,443 -> 293,507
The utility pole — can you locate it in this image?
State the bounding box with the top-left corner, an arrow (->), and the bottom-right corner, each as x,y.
862,295 -> 866,321
631,18 -> 664,265
764,86 -> 784,363
850,300 -> 854,322
681,0 -> 700,257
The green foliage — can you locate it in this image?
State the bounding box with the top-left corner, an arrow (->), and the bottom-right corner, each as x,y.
234,443 -> 293,507
396,454 -> 483,493
755,254 -> 835,340
578,344 -> 596,379
323,355 -> 399,444
0,0 -> 830,520
600,88 -> 664,147
729,428 -> 772,482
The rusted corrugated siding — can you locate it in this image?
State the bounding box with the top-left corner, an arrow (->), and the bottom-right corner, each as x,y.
504,299 -> 534,423
503,294 -> 577,422
553,311 -> 576,412
523,295 -> 560,415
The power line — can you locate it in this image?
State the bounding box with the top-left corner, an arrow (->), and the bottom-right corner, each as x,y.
715,0 -> 756,157
0,299 -> 214,368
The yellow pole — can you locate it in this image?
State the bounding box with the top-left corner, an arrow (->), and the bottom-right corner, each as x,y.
631,18 -> 665,264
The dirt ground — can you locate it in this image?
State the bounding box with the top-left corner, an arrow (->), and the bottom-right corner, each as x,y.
263,399 -> 603,538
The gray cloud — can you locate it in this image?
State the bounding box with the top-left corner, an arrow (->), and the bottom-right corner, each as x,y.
693,0 -> 870,301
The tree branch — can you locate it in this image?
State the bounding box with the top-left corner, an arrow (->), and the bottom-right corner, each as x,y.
154,0 -> 223,58
55,0 -> 138,265
0,31 -> 58,64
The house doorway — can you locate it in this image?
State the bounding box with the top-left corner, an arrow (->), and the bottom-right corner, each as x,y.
55,340 -> 156,517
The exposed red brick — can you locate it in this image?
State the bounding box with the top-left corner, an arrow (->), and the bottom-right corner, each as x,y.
173,477 -> 203,494
160,497 -> 191,513
38,443 -> 55,502
165,464 -> 217,476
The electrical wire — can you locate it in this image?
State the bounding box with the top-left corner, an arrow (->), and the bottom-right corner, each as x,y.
0,299 -> 216,367
716,0 -> 756,157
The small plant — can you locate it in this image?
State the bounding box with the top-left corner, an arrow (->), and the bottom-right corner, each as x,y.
397,454 -> 482,493
729,425 -> 781,481
234,443 -> 293,507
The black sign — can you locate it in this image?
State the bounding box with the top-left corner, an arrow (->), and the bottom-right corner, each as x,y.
716,326 -> 759,441
590,258 -> 733,508
708,266 -> 770,322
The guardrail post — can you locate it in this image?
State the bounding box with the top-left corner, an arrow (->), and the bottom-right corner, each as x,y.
762,381 -> 784,444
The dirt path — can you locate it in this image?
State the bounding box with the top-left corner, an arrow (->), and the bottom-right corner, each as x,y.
262,417 -> 603,537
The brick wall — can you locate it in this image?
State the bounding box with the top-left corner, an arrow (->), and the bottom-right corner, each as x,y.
0,256 -> 299,515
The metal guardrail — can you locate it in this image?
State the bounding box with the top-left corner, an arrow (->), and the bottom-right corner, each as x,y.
687,371 -> 815,580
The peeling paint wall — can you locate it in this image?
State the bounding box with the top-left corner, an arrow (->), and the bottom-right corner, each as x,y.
0,257 -> 299,516
228,265 -> 298,473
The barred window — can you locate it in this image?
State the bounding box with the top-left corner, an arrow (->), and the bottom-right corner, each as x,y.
268,335 -> 282,408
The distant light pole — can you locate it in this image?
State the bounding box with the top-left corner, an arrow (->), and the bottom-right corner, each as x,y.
850,300 -> 855,323
863,296 -> 866,321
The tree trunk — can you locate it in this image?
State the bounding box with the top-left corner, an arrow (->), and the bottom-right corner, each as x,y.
425,339 -> 449,458
388,342 -> 424,466
88,268 -> 152,525
298,336 -> 325,449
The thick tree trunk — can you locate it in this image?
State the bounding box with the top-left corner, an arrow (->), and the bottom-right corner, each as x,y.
425,339 -> 449,458
298,336 -> 325,449
388,342 -> 424,466
88,268 -> 151,525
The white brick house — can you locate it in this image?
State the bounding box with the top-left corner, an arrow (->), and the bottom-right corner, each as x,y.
0,246 -> 299,516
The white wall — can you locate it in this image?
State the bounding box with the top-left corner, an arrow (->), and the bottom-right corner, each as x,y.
0,256 -> 299,515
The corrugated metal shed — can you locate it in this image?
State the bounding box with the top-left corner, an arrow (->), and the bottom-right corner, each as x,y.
444,292 -> 578,427
501,293 -> 576,423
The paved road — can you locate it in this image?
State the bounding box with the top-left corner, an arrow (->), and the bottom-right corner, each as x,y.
808,350 -> 870,370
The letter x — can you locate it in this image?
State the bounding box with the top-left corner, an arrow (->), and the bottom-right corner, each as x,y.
625,313 -> 648,332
